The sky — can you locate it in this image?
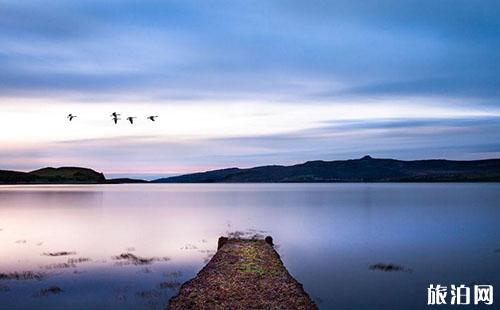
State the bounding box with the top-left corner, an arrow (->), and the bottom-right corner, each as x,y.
1,0 -> 500,178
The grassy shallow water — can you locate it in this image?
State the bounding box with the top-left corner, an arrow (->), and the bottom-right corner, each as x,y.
0,183 -> 499,309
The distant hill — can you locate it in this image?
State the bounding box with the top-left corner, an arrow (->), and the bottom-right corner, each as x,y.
105,178 -> 149,184
3,156 -> 500,184
153,156 -> 500,183
0,169 -> 39,184
29,167 -> 106,183
0,166 -> 140,184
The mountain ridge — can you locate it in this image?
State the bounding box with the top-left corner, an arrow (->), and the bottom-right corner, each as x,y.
152,156 -> 500,183
2,156 -> 500,184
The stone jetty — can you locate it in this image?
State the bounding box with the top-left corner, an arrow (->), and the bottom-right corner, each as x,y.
167,236 -> 317,309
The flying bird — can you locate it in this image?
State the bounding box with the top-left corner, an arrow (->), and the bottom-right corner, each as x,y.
67,114 -> 77,121
112,116 -> 120,124
147,115 -> 158,121
126,117 -> 136,124
110,112 -> 120,118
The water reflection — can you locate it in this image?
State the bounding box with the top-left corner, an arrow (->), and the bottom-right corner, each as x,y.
0,184 -> 499,309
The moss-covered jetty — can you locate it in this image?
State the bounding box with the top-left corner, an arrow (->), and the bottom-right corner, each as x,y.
168,236 -> 317,309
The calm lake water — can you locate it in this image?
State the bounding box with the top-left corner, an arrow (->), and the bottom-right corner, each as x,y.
0,183 -> 499,309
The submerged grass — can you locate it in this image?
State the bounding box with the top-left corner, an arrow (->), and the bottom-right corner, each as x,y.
112,253 -> 170,266
43,251 -> 76,257
0,271 -> 47,281
35,286 -> 63,297
369,263 -> 412,273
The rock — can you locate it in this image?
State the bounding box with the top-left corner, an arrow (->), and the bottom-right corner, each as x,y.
265,236 -> 274,246
217,237 -> 228,250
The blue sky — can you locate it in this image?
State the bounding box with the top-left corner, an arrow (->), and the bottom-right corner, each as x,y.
1,1 -> 499,177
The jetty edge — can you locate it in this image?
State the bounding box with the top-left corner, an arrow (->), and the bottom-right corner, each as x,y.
167,236 -> 317,309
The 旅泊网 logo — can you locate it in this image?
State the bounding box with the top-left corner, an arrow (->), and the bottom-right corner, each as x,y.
427,284 -> 493,306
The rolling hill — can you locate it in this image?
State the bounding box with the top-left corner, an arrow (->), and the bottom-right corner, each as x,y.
153,156 -> 500,183
0,167 -> 106,184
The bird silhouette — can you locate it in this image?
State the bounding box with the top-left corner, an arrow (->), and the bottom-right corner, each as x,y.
112,116 -> 120,124
147,115 -> 158,121
110,112 -> 120,118
126,117 -> 136,124
67,114 -> 77,121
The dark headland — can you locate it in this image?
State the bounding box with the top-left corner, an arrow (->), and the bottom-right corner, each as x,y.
167,237 -> 317,309
0,167 -> 146,184
154,156 -> 500,183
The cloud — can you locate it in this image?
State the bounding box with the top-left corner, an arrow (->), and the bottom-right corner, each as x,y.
0,0 -> 498,103
2,116 -> 499,174
1,1 -> 500,172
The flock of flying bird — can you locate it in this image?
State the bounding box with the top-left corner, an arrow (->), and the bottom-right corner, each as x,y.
67,112 -> 158,124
